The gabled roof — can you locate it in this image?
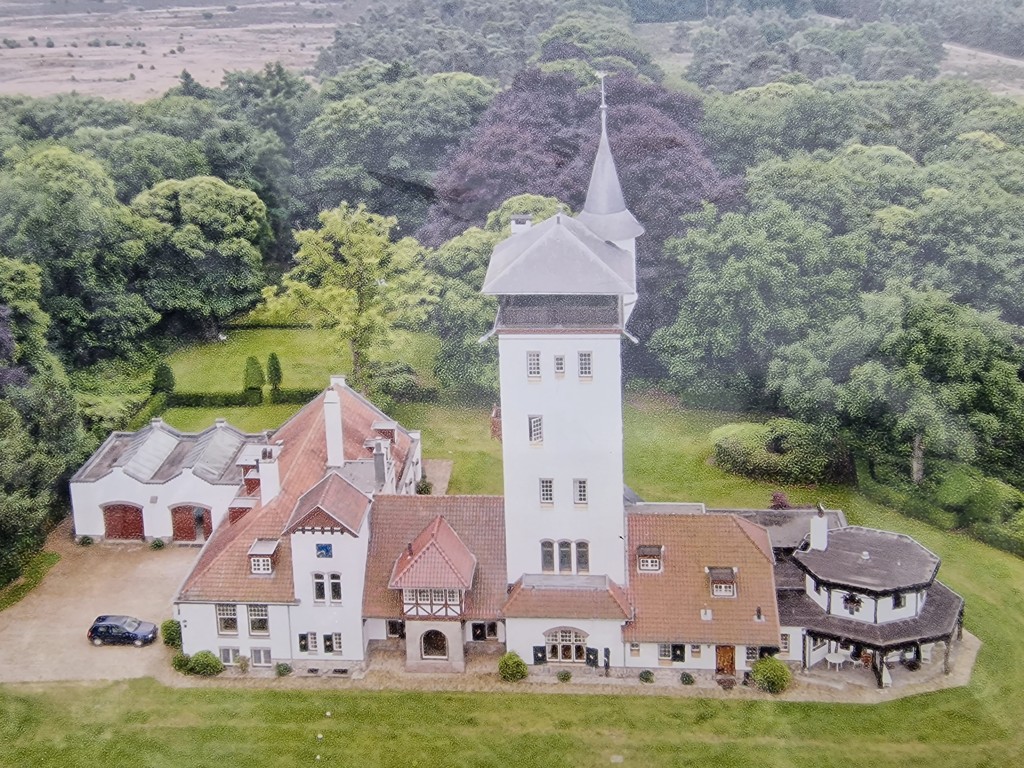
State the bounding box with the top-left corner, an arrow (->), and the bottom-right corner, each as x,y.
502,574 -> 631,620
388,515 -> 477,590
624,513 -> 781,646
363,495 -> 506,620
285,471 -> 371,535
72,419 -> 264,486
575,111 -> 644,242
177,383 -> 416,604
481,212 -> 635,296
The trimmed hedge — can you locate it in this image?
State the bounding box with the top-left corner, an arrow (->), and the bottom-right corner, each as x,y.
187,650 -> 225,677
269,387 -> 322,404
126,392 -> 169,430
169,389 -> 263,408
498,651 -> 528,682
161,619 -> 182,649
711,419 -> 850,485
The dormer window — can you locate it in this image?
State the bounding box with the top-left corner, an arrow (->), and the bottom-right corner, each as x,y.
637,545 -> 662,572
893,592 -> 906,609
251,557 -> 272,574
248,539 -> 279,574
708,567 -> 736,597
843,593 -> 863,615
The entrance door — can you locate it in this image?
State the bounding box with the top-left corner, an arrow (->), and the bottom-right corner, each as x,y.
716,645 -> 735,676
103,505 -> 144,540
171,506 -> 196,541
421,629 -> 448,659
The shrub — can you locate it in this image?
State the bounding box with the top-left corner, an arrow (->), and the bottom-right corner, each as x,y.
243,356 -> 265,391
237,655 -> 250,674
78,536 -> 93,546
275,662 -> 293,677
151,362 -> 175,394
268,387 -> 321,404
168,390 -> 261,408
416,478 -> 433,495
769,491 -> 791,510
150,538 -> 165,550
711,419 -> 850,484
639,669 -> 655,684
498,651 -> 528,682
267,352 -> 282,390
556,670 -> 572,683
187,650 -> 225,677
161,619 -> 182,649
751,656 -> 791,694
171,652 -> 191,673
680,671 -> 695,685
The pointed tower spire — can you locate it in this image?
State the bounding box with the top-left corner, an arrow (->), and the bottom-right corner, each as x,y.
576,72 -> 644,243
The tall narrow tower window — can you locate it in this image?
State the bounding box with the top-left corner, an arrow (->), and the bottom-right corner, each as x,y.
526,351 -> 541,378
573,479 -> 589,505
558,541 -> 573,572
528,416 -> 543,444
575,542 -> 589,573
578,351 -> 593,378
539,478 -> 554,505
541,541 -> 555,572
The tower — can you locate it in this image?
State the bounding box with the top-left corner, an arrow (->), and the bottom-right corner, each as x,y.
482,79 -> 643,585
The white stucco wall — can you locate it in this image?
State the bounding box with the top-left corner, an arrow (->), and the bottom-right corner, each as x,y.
504,617 -> 625,667
287,521 -> 370,663
463,619 -> 507,644
71,468 -> 241,540
498,333 -> 626,584
177,602 -> 293,666
623,642 -> 719,671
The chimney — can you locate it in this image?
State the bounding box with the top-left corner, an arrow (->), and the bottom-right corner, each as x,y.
510,214 -> 533,234
324,388 -> 344,468
810,503 -> 829,551
258,450 -> 280,504
373,439 -> 387,489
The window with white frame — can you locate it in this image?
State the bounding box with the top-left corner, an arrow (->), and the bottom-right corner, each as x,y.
539,478 -> 554,504
554,355 -> 565,375
528,415 -> 543,444
327,632 -> 343,654
541,541 -> 555,572
638,545 -> 662,572
712,582 -> 735,597
216,604 -> 237,635
573,478 -> 588,505
746,646 -> 759,661
659,644 -> 685,662
575,541 -> 589,573
250,556 -> 272,574
638,556 -> 661,572
251,648 -> 272,666
545,628 -> 587,663
526,351 -> 541,378
658,643 -> 671,660
330,573 -> 342,602
690,645 -> 702,658
313,573 -> 326,602
558,541 -> 572,573
630,642 -> 640,657
307,632 -> 319,653
219,647 -> 240,665
779,634 -> 790,654
578,351 -> 593,378
248,604 -> 269,635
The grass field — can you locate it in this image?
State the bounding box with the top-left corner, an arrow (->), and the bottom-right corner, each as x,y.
0,552 -> 60,613
8,345 -> 1024,765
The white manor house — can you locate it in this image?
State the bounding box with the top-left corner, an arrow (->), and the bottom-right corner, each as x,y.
71,97 -> 964,687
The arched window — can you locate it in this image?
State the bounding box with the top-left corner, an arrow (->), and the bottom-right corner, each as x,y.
421,629 -> 448,659
558,541 -> 572,573
541,541 -> 554,572
575,542 -> 589,573
545,628 -> 587,663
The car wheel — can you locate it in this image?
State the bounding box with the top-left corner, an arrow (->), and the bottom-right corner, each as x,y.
92,637 -> 103,647
133,638 -> 144,648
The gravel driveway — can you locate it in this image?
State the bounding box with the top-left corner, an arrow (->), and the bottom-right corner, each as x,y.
0,521 -> 200,683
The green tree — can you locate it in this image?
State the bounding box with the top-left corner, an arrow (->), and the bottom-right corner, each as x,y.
151,362 -> 175,394
262,204 -> 436,379
131,176 -> 269,334
243,356 -> 265,391
266,352 -> 282,391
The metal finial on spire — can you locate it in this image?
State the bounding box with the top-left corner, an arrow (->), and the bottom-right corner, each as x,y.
596,70 -> 608,131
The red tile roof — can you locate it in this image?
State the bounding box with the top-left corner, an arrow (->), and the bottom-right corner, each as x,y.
624,513 -> 781,646
285,472 -> 371,535
178,384 -> 413,603
364,495 -> 506,619
388,516 -> 477,590
502,575 -> 631,620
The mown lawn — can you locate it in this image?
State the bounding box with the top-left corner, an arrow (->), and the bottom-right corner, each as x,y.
11,352 -> 1024,765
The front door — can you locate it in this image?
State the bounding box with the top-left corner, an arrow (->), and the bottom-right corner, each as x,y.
103,505 -> 144,540
716,645 -> 735,676
171,506 -> 196,541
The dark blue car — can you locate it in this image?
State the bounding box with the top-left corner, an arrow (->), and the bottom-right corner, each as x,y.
87,616 -> 158,647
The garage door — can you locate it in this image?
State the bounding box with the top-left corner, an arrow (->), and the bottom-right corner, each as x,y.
171,506 -> 196,541
103,505 -> 144,540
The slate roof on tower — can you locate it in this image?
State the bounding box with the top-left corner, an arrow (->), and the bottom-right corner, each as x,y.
481,212 -> 635,296
574,117 -> 644,242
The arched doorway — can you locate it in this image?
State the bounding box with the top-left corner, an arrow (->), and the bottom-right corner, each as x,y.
421,629 -> 448,660
170,505 -> 212,541
545,627 -> 588,663
103,504 -> 144,540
